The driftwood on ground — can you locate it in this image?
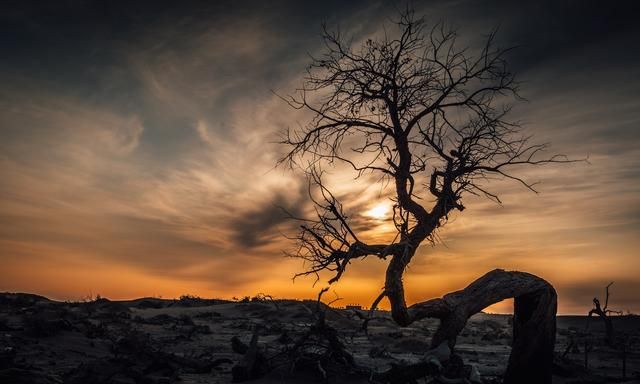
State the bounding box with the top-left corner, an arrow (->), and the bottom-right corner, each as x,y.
373,269 -> 557,384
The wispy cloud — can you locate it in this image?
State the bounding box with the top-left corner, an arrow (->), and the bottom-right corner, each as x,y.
0,1 -> 638,313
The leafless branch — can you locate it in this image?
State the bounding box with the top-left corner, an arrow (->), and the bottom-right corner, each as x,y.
280,7 -> 577,331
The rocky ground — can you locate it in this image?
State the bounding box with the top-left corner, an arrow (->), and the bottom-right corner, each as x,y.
0,292 -> 638,383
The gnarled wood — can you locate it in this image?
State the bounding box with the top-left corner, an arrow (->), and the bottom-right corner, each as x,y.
386,269 -> 558,384
279,8 -> 571,384
231,327 -> 268,382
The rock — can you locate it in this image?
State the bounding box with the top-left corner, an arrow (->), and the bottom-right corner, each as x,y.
277,331 -> 293,344
0,346 -> 16,369
22,310 -> 72,337
469,364 -> 482,383
231,336 -> 249,354
391,337 -> 431,353
148,314 -> 176,325
369,345 -> 389,358
0,317 -> 11,332
231,329 -> 268,382
88,299 -> 131,320
110,373 -> 136,384
0,367 -> 59,384
424,341 -> 451,364
425,356 -> 442,371
0,293 -> 49,309
442,354 -> 465,379
136,299 -> 165,309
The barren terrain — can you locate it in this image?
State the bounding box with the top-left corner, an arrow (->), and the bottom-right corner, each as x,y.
1,293 -> 638,383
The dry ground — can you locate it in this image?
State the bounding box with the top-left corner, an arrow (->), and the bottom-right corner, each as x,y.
0,292 -> 638,383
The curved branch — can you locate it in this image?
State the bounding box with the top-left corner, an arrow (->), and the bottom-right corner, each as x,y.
383,269 -> 557,384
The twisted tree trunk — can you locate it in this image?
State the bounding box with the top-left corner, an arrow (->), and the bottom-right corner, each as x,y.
388,269 -> 557,384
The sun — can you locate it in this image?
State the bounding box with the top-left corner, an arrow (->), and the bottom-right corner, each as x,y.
366,202 -> 391,220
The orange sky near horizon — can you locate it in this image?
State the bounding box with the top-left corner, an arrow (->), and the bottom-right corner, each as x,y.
3,168 -> 638,316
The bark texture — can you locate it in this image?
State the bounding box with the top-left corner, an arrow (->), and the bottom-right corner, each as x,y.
405,269 -> 557,384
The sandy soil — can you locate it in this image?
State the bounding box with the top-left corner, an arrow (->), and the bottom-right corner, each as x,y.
0,292 -> 638,383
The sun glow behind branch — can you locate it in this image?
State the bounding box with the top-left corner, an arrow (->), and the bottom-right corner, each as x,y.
365,202 -> 391,220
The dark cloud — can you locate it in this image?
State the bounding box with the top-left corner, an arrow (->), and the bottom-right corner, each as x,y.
229,187 -> 306,248
409,1 -> 640,73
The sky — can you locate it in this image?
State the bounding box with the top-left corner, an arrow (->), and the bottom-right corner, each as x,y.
1,0 -> 639,314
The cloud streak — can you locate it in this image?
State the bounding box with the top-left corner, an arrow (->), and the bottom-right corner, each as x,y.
0,1 -> 639,314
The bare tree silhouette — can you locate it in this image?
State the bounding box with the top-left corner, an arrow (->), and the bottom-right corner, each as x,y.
280,9 -> 574,384
588,282 -> 622,347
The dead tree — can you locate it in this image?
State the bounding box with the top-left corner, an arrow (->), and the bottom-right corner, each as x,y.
280,8 -> 574,384
285,288 -> 357,375
231,288 -> 360,382
587,282 -> 621,347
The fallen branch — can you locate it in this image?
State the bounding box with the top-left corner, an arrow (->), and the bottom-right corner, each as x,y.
378,269 -> 557,384
231,327 -> 268,382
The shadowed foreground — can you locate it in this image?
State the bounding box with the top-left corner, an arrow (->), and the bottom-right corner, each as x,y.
0,292 -> 638,383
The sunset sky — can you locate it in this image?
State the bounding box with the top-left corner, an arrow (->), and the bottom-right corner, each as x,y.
1,1 -> 639,314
